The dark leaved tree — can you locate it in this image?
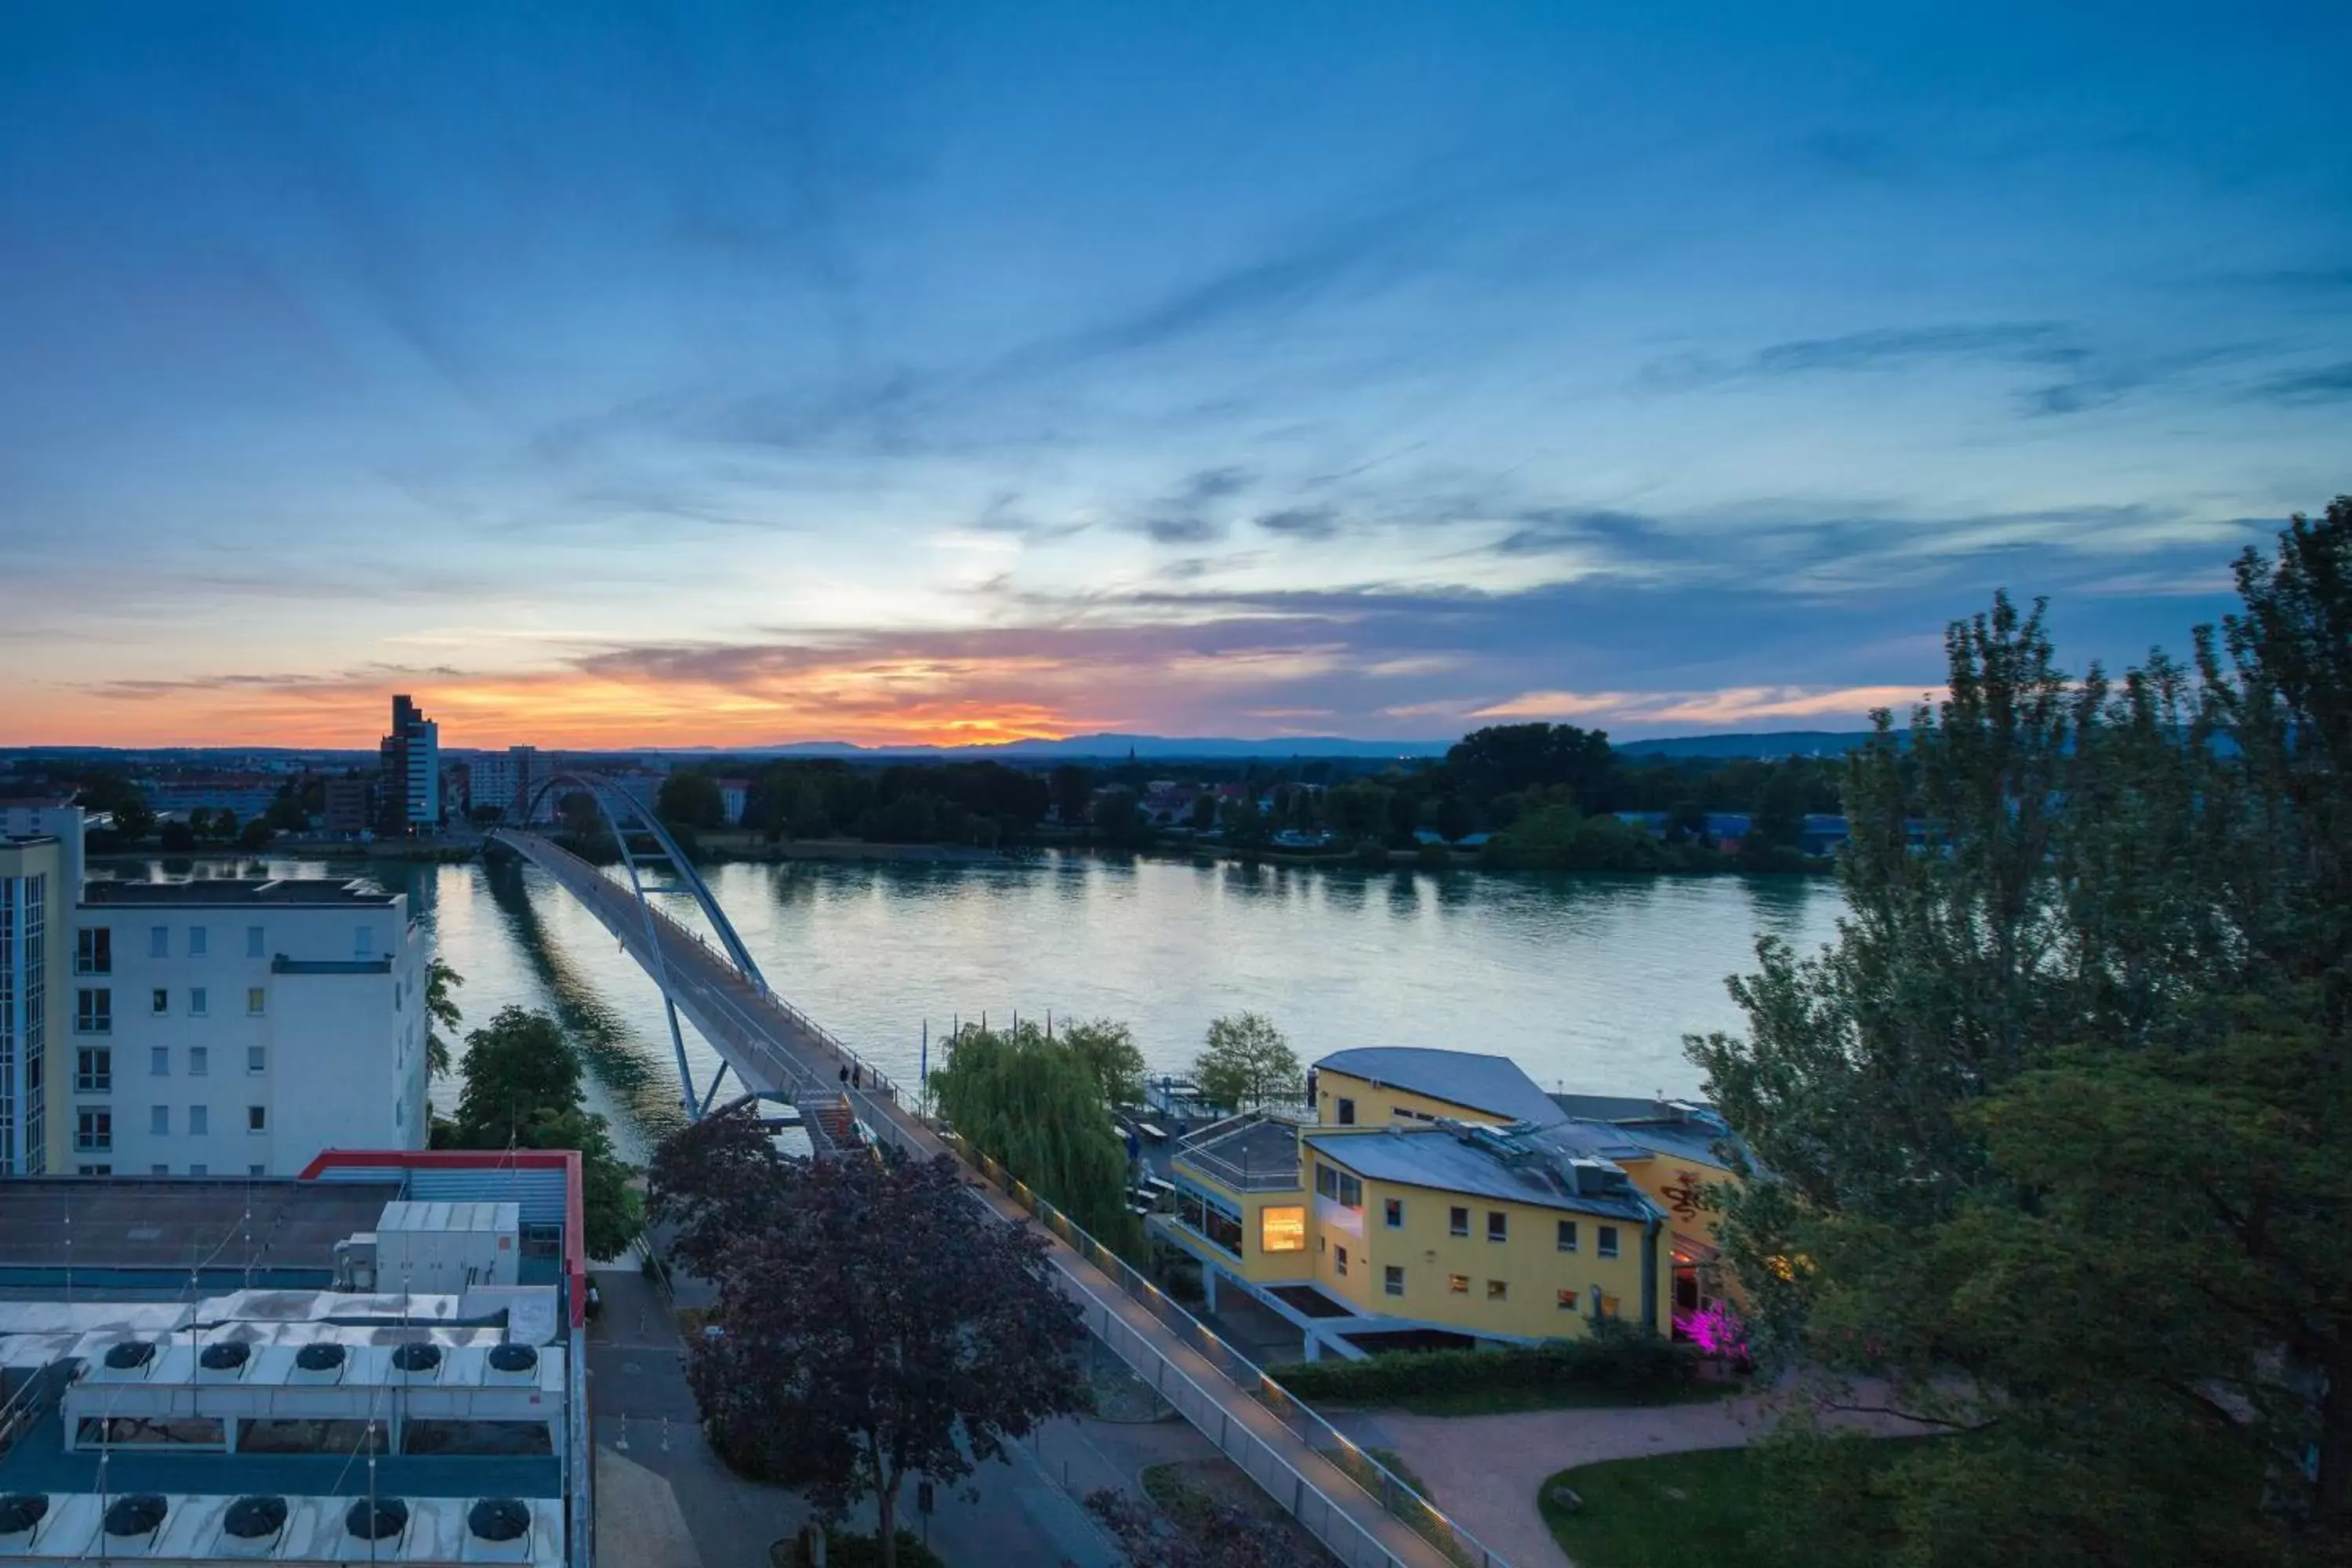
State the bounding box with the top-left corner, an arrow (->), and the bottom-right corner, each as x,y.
684,1149 -> 1087,1568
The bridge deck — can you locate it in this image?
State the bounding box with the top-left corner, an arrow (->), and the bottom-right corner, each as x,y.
492,829 -> 1474,1568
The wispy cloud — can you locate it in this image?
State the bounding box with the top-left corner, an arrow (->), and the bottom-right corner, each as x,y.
2245,361 -> 2352,404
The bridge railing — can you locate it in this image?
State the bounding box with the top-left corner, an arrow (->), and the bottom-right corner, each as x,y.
926,1126 -> 1505,1568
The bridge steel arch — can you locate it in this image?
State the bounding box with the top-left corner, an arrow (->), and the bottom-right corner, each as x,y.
499,771 -> 772,1120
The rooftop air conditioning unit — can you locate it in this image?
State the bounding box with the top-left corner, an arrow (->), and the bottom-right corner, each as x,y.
290,1341 -> 350,1385
483,1343 -> 539,1385
0,1493 -> 50,1546
465,1497 -> 536,1563
214,1494 -> 290,1560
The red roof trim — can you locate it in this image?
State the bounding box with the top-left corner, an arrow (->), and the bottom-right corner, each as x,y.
296,1148 -> 589,1328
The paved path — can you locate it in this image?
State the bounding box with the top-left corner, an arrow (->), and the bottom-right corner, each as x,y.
511,829 -> 1468,1568
1370,1390 -> 1943,1568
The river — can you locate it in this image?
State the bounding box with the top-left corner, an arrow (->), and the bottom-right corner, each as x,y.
97,853 -> 1846,1162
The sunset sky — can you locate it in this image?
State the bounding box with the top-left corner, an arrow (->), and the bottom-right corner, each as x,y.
4,3 -> 2347,750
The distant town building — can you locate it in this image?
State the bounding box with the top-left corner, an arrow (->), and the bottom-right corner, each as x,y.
470,745 -> 557,823
377,693 -> 441,835
140,773 -> 280,826
0,826 -> 67,1174
321,775 -> 376,835
68,878 -> 430,1177
716,777 -> 750,826
442,759 -> 472,818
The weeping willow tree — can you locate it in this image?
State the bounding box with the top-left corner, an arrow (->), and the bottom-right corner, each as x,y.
931,1021 -> 1142,1253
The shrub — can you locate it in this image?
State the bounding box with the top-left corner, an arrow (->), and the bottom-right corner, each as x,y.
1265,1322 -> 1697,1405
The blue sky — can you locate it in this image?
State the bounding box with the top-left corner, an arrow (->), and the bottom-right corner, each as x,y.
3,1 -> 2347,746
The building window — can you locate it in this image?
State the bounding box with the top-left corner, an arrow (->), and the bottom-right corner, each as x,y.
1384,1198 -> 1403,1229
151,1105 -> 169,1136
151,988 -> 169,1015
247,1105 -> 267,1133
189,1105 -> 208,1135
151,1047 -> 169,1077
1384,1265 -> 1405,1297
1486,1210 -> 1508,1243
1598,1225 -> 1621,1259
1448,1206 -> 1468,1236
247,1046 -> 266,1075
75,927 -> 111,975
245,987 -> 265,1016
78,1165 -> 112,1177
249,1164 -> 265,1177
1314,1162 -> 1362,1209
188,926 -> 208,957
74,989 -> 111,1034
1259,1206 -> 1306,1254
1599,1294 -> 1621,1319
75,1047 -> 111,1093
1447,1273 -> 1469,1294
1557,1219 -> 1579,1252
150,926 -> 168,958
1334,1244 -> 1348,1278
75,1109 -> 111,1151
1486,1279 -> 1508,1301
189,1047 -> 209,1076
245,925 -> 264,958
190,987 -> 208,1017
1556,1290 -> 1580,1312
1336,1097 -> 1356,1126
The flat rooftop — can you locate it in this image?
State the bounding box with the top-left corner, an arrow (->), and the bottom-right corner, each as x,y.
0,1179 -> 401,1275
79,877 -> 396,908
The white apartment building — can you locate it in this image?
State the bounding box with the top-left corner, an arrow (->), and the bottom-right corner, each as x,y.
0,797 -> 87,895
469,745 -> 558,822
67,878 -> 429,1178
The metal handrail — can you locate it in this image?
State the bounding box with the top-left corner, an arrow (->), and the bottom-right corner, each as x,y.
930,1125 -> 1506,1568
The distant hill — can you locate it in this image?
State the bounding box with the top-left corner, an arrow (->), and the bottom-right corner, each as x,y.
1614,731 -> 1880,760
730,732 -> 1457,761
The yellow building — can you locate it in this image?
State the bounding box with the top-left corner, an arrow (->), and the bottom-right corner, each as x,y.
1160,1047 -> 1744,1358
0,829 -> 69,1174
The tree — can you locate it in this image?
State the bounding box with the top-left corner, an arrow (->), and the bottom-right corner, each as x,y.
658,771 -> 725,831
1479,799 -> 1664,871
931,1022 -> 1140,1247
235,817 -> 274,850
1192,1012 -> 1301,1110
647,1100 -> 799,1279
1688,502 -> 2352,1563
423,959 -> 463,1077
1092,787 -> 1147,847
1446,723 -> 1617,813
1189,793 -> 1218,830
1060,1017 -> 1147,1108
1385,786 -> 1421,847
158,819 -> 196,851
1049,764 -> 1093,826
212,808 -> 239,842
448,1006 -> 640,1258
1323,781 -> 1392,841
681,1148 -> 1087,1568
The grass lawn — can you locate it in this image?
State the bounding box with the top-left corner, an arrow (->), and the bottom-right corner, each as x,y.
1537,1439 -> 1932,1568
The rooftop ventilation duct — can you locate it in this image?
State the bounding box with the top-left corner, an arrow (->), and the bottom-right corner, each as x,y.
488,1343 -> 539,1374
102,1341 -> 156,1371
223,1496 -> 289,1540
469,1498 -> 532,1542
0,1495 -> 46,1537
103,1494 -> 169,1537
296,1343 -> 347,1370
347,1498 -> 408,1541
391,1342 -> 443,1374
200,1341 -> 252,1372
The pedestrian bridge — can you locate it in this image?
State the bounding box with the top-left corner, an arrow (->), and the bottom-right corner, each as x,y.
485,775 -> 1501,1568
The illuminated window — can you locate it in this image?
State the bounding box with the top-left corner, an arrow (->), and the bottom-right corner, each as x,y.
1447,1274 -> 1469,1294
1599,1294 -> 1621,1319
1259,1206 -> 1307,1254
1556,1290 -> 1579,1312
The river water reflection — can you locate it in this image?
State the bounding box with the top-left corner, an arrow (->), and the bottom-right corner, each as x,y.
109,853 -> 1845,1163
